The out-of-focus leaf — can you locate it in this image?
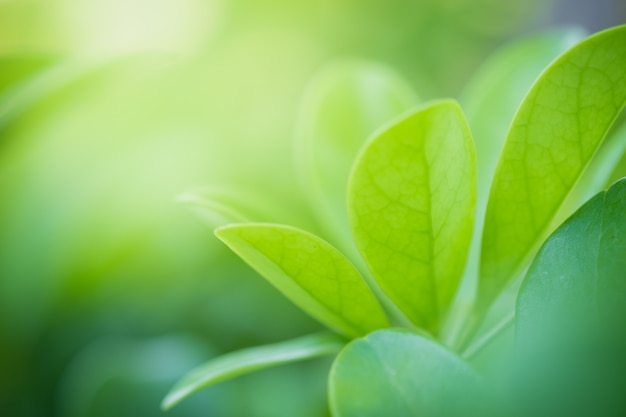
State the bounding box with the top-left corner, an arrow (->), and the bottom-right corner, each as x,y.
479,25 -> 626,310
329,329 -> 486,417
296,61 -> 416,247
0,58 -> 112,130
0,56 -> 56,94
177,186 -> 300,227
348,100 -> 476,334
58,335 -> 213,417
162,333 -> 345,411
215,224 -> 389,338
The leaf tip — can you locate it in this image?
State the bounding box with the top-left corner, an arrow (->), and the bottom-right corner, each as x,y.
161,381 -> 201,412
160,390 -> 179,412
213,223 -> 242,242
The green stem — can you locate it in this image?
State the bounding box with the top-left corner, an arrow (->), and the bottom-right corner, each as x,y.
461,311 -> 514,360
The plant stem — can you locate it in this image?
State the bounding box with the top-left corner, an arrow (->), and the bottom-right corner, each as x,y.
461,311 -> 514,360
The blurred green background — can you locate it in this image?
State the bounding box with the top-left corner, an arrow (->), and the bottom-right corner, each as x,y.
0,0 -> 624,416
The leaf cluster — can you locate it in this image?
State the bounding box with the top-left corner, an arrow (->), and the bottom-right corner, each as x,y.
163,25 -> 626,416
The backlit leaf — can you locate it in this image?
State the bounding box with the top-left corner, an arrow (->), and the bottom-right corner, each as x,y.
348,100 -> 476,334
447,28 -> 583,344
461,27 -> 584,205
479,25 -> 626,309
215,223 -> 390,338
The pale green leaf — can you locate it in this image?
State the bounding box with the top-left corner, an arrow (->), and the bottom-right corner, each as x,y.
348,100 -> 476,334
0,59 -> 107,129
296,61 -> 416,246
162,333 -> 345,411
177,185 -> 300,227
329,329 -> 486,417
479,25 -> 626,308
215,223 -> 390,338
177,187 -> 254,225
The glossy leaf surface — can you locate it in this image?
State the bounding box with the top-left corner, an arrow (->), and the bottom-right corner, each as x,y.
216,223 -> 389,338
480,25 -> 626,307
162,333 -> 345,410
348,100 -> 476,334
329,329 -> 485,417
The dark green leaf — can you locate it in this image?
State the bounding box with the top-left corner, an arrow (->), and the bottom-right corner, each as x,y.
517,177 -> 626,344
514,178 -> 626,417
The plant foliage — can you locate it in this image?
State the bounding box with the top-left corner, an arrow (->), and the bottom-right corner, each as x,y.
163,25 -> 626,416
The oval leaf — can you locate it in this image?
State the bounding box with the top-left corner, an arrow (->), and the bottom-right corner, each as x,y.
296,61 -> 416,246
162,333 -> 345,410
479,25 -> 626,308
329,329 -> 486,417
348,100 -> 477,334
215,223 -> 390,338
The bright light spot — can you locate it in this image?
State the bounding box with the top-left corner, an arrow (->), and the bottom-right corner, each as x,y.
61,0 -> 223,56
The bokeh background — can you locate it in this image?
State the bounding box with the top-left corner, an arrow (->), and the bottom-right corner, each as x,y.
0,0 -> 624,416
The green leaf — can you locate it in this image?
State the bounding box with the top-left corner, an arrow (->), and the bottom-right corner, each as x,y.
215,223 -> 390,338
177,187 -> 254,225
602,121 -> 626,187
514,178 -> 626,417
560,120 -> 626,215
0,56 -> 55,95
177,185 -> 300,227
296,60 -> 416,246
461,27 -> 584,204
479,25 -> 626,308
162,333 -> 345,411
447,28 -> 583,346
348,100 -> 477,334
0,59 -> 108,130
516,178 -> 626,345
329,329 -> 485,417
